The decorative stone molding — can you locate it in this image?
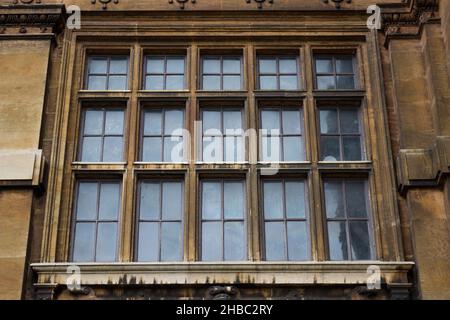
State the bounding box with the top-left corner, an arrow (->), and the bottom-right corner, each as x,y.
206,286 -> 239,300
321,0 -> 352,10
388,283 -> 413,300
91,0 -> 119,10
0,150 -> 45,188
245,0 -> 274,9
34,283 -> 58,300
168,0 -> 196,10
13,0 -> 42,3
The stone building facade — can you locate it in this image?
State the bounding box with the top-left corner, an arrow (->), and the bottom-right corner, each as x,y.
0,0 -> 448,300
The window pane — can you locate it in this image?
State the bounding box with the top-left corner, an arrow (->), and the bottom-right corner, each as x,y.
224,181 -> 244,219
350,221 -> 371,260
263,182 -> 283,219
166,75 -> 184,90
144,111 -> 162,135
283,136 -> 303,161
84,110 -> 104,135
316,58 -> 333,73
103,136 -> 123,162
203,136 -> 223,162
96,223 -> 117,262
336,76 -> 355,89
161,222 -> 182,261
203,58 -> 221,73
265,222 -> 286,261
259,76 -> 277,90
89,58 -> 107,74
203,110 -> 221,133
223,58 -> 241,74
280,75 -> 298,90
223,75 -> 241,90
324,181 -> 345,218
261,110 -> 280,131
202,222 -> 222,261
261,135 -> 281,162
336,57 -> 353,73
317,76 -> 336,90
162,182 -> 183,220
147,58 -> 165,74
346,181 -> 367,218
343,136 -> 362,161
98,183 -> 120,220
279,58 -> 297,74
223,110 -> 242,131
137,222 -> 159,261
108,76 -> 127,90
88,75 -> 107,90
328,221 -> 348,260
105,110 -> 124,135
287,221 -> 308,261
76,182 -> 98,220
142,137 -> 162,162
259,58 -> 276,73
202,182 -> 221,220
139,182 -> 160,220
202,75 -> 221,90
109,58 -> 127,74
282,110 -> 301,134
285,181 -> 305,219
81,137 -> 102,162
224,136 -> 244,162
146,75 -> 164,90
166,57 -> 185,74
340,109 -> 359,134
320,136 -> 341,161
164,109 -> 184,135
319,109 -> 338,134
73,223 -> 95,262
164,136 -> 184,162
224,222 -> 245,261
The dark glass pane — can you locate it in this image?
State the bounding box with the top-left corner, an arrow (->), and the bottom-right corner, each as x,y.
108,76 -> 127,90
164,109 -> 184,135
259,76 -> 277,90
223,75 -> 241,90
98,183 -> 120,220
202,136 -> 223,162
84,110 -> 104,135
201,222 -> 222,261
283,136 -> 303,161
137,222 -> 158,261
103,136 -> 123,162
73,222 -> 95,262
202,75 -> 221,90
224,181 -> 244,219
223,58 -> 241,74
340,109 -> 359,133
81,137 -> 102,162
259,58 -> 276,73
144,111 -> 162,135
319,109 -> 338,134
145,75 -> 164,90
166,75 -> 184,90
261,110 -> 280,131
315,58 -> 333,73
285,181 -> 305,219
317,76 -> 336,90
263,181 -> 283,219
224,136 -> 244,162
203,58 -> 221,73
166,57 -> 185,74
76,182 -> 98,220
162,182 -> 183,220
279,58 -> 297,74
261,136 -> 281,162
89,58 -> 107,74
324,181 -> 345,218
265,222 -> 286,261
343,136 -> 362,161
328,221 -> 348,260
96,222 -> 117,262
139,182 -> 160,220
161,222 -> 182,261
164,136 -> 184,162
202,110 -> 221,133
223,110 -> 242,131
142,137 -> 162,162
336,76 -> 355,89
320,136 -> 341,161
224,222 -> 246,261
350,221 -> 371,260
287,221 -> 308,261
147,58 -> 164,74
280,76 -> 298,90
202,182 -> 221,220
88,75 -> 107,90
336,57 -> 353,73
109,58 -> 128,74
346,181 -> 367,218
105,110 -> 124,135
282,110 -> 301,135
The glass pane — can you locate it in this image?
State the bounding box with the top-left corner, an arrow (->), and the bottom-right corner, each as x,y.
261,110 -> 280,131
350,221 -> 371,260
343,136 -> 362,161
315,58 -> 333,73
223,58 -> 241,74
224,181 -> 244,219
202,110 -> 221,133
161,222 -> 182,262
261,135 -> 281,162
76,182 -> 98,220
81,137 -> 102,162
103,136 -> 123,162
223,110 -> 242,131
202,222 -> 222,261
105,110 -> 124,135
89,58 -> 107,74
336,57 -> 353,73
137,222 -> 158,262
98,183 -> 120,220
143,111 -> 162,135
202,182 -> 221,220
265,222 -> 286,261
202,75 -> 221,90
166,57 -> 185,74
340,109 -> 360,133
223,75 -> 241,90
203,58 -> 221,73
259,76 -> 277,90
324,181 -> 345,218
147,58 -> 165,74
224,136 -> 244,162
285,181 -> 305,219
328,221 -> 348,260
139,182 -> 160,220
108,76 -> 127,90
164,109 -> 184,135
164,136 -> 184,162
287,221 -> 308,261
203,136 -> 223,162
280,75 -> 299,90
283,136 -> 303,161
319,109 -> 338,134
166,75 -> 184,90
317,76 -> 336,90
96,223 -> 117,262
263,181 -> 283,219
109,58 -> 128,74
88,75 -> 107,90
320,136 -> 340,161
84,110 -> 104,135
73,223 -> 95,262
224,222 -> 246,261
142,137 -> 162,162
346,181 -> 367,218
336,76 -> 355,89
282,110 -> 301,134
259,58 -> 276,73
279,58 -> 297,74
145,75 -> 164,90
162,182 -> 183,220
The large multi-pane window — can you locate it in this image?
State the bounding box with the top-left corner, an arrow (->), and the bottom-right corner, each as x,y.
324,179 -> 372,260
72,181 -> 121,262
200,180 -> 247,261
79,108 -> 125,162
136,180 -> 184,262
314,54 -> 356,90
144,56 -> 186,90
86,56 -> 129,90
257,56 -> 300,90
201,56 -> 242,90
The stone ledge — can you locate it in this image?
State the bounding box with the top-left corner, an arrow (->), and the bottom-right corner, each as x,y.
0,149 -> 44,187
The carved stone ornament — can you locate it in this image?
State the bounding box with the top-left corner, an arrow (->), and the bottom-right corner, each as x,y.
321,0 -> 352,9
13,0 -> 42,4
91,0 -> 119,10
206,286 -> 239,300
169,0 -> 196,10
245,0 -> 274,9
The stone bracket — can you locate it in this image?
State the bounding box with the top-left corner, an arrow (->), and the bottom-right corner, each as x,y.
0,149 -> 45,188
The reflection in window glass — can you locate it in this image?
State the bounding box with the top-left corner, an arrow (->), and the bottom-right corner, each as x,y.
144,56 -> 185,90
315,55 -> 356,90
86,56 -> 128,90
201,56 -> 242,91
258,56 -> 300,90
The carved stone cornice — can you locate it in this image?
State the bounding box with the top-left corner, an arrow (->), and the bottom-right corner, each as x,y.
245,0 -> 274,9
168,0 -> 196,10
90,0 -> 119,10
321,0 -> 352,10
